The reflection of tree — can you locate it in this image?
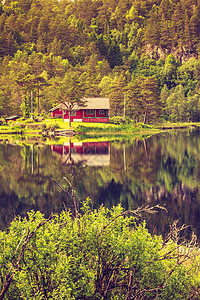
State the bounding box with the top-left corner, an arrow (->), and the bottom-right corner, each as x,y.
158,130 -> 200,190
96,179 -> 123,209
0,144 -> 73,229
93,132 -> 200,240
2,130 -> 200,239
140,183 -> 200,241
109,138 -> 162,185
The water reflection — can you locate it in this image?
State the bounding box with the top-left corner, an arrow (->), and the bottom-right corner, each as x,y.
51,141 -> 110,166
0,131 -> 200,241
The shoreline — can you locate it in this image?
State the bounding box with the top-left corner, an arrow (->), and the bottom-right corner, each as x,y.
0,121 -> 199,139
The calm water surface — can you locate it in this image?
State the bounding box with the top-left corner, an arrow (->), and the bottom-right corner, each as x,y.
1,129 -> 200,240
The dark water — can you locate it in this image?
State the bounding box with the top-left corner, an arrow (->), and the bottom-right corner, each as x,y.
1,130 -> 200,240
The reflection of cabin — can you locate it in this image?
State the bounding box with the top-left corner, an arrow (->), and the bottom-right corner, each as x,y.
51,141 -> 110,166
5,116 -> 21,123
49,98 -> 110,123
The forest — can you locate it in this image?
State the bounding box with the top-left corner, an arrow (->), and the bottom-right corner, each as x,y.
1,0 -> 200,123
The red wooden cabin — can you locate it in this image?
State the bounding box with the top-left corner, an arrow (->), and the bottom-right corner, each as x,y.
49,98 -> 110,123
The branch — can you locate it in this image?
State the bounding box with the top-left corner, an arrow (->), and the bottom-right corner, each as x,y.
98,204 -> 167,238
50,177 -> 71,197
51,177 -> 79,219
125,271 -> 133,300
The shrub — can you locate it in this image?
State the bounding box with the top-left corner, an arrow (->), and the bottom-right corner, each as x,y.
109,116 -> 135,125
46,122 -> 60,130
110,116 -> 126,124
0,201 -> 199,299
137,122 -> 152,128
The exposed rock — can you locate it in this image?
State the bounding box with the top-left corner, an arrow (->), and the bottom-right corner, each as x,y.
144,44 -> 198,62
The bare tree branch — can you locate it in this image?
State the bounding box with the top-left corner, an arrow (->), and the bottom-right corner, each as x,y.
98,204 -> 167,238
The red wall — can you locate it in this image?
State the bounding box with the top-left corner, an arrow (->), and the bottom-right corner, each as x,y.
63,110 -> 83,120
51,109 -> 63,118
82,118 -> 109,123
96,110 -> 107,117
51,109 -> 109,122
63,109 -> 109,122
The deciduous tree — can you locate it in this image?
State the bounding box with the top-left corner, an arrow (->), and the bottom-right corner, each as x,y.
54,71 -> 86,127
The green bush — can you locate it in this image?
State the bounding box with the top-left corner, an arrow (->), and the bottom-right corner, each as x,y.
110,116 -> 134,125
110,116 -> 126,124
137,122 -> 152,129
0,201 -> 199,299
46,122 -> 60,130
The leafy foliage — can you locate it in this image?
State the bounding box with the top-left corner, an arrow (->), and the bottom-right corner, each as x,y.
0,201 -> 199,299
1,0 -> 200,122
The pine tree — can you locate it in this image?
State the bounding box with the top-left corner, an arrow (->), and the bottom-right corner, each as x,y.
171,3 -> 184,47
138,76 -> 161,124
126,78 -> 141,121
109,74 -> 126,117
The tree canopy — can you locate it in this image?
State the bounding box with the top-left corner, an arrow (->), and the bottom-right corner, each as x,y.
1,0 -> 200,122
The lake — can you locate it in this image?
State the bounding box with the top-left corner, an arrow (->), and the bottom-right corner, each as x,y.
1,129 -> 200,241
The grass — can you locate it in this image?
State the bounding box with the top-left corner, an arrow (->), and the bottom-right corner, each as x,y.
154,121 -> 200,129
0,118 -> 199,143
0,118 -> 157,134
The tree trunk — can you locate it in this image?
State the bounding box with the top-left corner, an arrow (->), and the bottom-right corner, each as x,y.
30,90 -> 33,119
37,88 -> 40,116
143,107 -> 148,124
69,139 -> 72,162
69,109 -> 71,128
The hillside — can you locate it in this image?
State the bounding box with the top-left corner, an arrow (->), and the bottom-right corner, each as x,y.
1,0 -> 200,123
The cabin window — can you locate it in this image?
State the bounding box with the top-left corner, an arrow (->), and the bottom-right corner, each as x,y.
86,109 -> 94,115
71,111 -> 76,116
99,110 -> 105,115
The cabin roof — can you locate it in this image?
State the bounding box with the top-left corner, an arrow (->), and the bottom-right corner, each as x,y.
5,115 -> 21,120
49,98 -> 110,111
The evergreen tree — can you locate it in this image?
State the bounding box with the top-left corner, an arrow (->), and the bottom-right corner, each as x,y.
160,54 -> 179,89
106,38 -> 123,68
109,74 -> 127,117
138,76 -> 162,124
126,78 -> 141,121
